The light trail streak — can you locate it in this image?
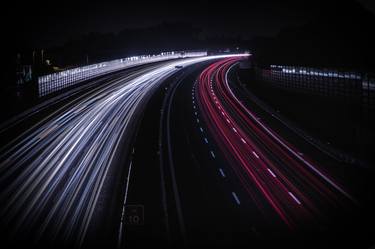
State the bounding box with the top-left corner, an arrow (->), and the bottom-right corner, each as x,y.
0,54 -> 246,246
195,57 -> 356,230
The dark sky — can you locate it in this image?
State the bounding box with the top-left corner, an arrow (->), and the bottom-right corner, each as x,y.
16,0 -> 375,49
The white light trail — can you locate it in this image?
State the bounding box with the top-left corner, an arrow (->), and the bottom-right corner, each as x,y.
0,54 -> 248,246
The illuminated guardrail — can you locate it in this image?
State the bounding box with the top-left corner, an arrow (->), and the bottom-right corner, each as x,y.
270,65 -> 362,80
256,64 -> 375,121
258,65 -> 366,97
38,51 -> 207,97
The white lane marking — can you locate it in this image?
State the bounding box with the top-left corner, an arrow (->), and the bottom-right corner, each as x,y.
288,192 -> 301,205
226,119 -> 230,123
231,192 -> 241,205
204,138 -> 209,144
118,160 -> 133,247
194,111 -> 197,115
232,127 -> 237,133
199,127 -> 204,133
196,118 -> 199,123
219,168 -> 226,178
221,111 -> 225,116
192,100 -> 195,104
252,151 -> 259,159
241,138 -> 246,144
267,168 -> 276,178
193,106 -> 196,109
210,151 -> 216,158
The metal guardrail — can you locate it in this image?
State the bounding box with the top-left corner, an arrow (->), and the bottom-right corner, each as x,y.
38,51 -> 207,97
236,73 -> 365,167
258,65 -> 363,97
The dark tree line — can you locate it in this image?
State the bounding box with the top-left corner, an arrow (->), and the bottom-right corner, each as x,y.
16,0 -> 375,85
250,1 -> 375,72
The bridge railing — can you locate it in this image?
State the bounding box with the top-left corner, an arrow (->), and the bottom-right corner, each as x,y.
38,51 -> 207,97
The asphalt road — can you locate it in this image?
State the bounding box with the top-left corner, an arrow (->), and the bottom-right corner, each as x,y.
1,55 -> 374,249
0,61 -> 173,248
0,56 -> 240,248
121,59 -> 256,249
131,57 -> 374,248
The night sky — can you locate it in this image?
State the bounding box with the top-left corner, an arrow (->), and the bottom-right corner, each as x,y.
17,0 -> 375,49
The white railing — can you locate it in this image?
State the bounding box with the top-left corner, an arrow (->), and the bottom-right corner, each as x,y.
270,65 -> 362,80
38,51 -> 207,97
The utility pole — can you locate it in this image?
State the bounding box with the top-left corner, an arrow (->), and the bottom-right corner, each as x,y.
32,50 -> 35,65
41,49 -> 44,65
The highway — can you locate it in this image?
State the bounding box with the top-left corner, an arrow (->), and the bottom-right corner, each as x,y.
2,55 -> 374,249
143,57 -> 373,248
196,58 -> 357,228
0,55 -> 241,248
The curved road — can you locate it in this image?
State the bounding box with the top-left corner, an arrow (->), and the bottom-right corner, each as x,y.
154,57 -> 373,248
196,58 -> 356,229
0,55 -> 241,248
2,55 -> 373,249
